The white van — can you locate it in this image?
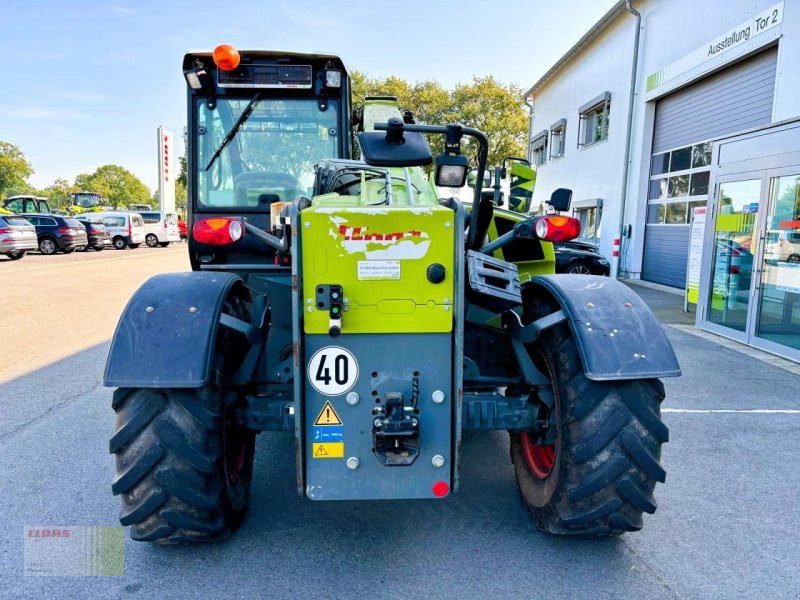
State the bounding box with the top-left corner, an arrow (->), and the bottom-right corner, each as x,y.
87,212 -> 146,250
139,211 -> 181,247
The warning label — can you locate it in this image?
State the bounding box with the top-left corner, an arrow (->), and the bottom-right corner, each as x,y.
358,260 -> 400,281
313,442 -> 344,458
314,401 -> 343,426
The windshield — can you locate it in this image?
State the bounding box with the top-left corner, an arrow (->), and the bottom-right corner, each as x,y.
195,97 -> 340,209
74,193 -> 101,208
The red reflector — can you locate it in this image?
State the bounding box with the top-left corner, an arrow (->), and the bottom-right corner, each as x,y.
533,215 -> 582,242
729,265 -> 740,275
432,481 -> 449,497
192,217 -> 244,245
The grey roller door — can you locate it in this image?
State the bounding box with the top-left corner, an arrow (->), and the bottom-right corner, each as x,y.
652,47 -> 777,154
643,47 -> 777,288
641,226 -> 691,288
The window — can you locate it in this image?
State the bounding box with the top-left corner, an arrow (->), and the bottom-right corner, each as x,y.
549,119 -> 566,159
647,142 -> 712,224
530,130 -> 548,166
578,92 -> 610,147
575,206 -> 602,243
141,212 -> 160,224
5,199 -> 23,213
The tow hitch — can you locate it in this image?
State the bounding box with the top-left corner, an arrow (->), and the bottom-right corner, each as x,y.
372,391 -> 420,466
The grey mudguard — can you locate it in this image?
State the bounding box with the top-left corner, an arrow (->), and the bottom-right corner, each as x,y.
525,274 -> 681,381
104,272 -> 242,388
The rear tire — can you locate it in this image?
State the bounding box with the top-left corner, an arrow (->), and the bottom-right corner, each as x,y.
129,243 -> 141,249
510,297 -> 668,536
7,250 -> 26,260
158,242 -> 171,247
39,237 -> 58,255
113,237 -> 127,250
145,234 -> 158,248
110,387 -> 255,544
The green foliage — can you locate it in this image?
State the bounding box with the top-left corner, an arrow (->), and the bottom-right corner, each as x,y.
74,165 -> 151,209
0,141 -> 34,200
43,178 -> 77,210
350,71 -> 528,168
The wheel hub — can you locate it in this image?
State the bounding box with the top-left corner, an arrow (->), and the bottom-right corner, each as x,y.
520,432 -> 555,479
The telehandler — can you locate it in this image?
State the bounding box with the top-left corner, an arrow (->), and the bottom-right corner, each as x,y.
105,45 -> 680,543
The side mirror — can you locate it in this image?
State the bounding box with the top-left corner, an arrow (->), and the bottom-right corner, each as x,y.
357,118 -> 433,167
547,188 -> 572,212
467,169 -> 492,189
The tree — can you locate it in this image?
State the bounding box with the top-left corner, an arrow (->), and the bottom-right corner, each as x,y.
349,72 -> 528,168
75,165 -> 151,209
44,178 -> 76,209
0,141 -> 34,200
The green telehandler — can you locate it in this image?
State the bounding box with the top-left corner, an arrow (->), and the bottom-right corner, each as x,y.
104,45 -> 680,543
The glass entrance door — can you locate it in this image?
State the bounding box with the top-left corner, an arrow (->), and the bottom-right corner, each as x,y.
707,179 -> 762,333
756,174 -> 800,354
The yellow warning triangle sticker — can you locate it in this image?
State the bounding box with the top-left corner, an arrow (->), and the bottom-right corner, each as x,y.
314,445 -> 328,456
314,401 -> 343,426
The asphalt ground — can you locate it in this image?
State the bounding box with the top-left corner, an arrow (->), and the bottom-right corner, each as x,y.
1,249 -> 798,599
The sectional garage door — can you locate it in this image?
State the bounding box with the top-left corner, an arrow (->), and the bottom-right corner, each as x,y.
642,47 -> 778,288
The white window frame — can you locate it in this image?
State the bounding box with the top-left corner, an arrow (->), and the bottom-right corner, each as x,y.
530,130 -> 548,166
578,92 -> 610,148
549,118 -> 566,159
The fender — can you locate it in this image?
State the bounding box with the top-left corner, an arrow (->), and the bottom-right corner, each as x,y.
104,272 -> 244,388
523,274 -> 681,381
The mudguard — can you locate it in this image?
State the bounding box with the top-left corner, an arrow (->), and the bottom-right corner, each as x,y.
104,272 -> 243,388
524,275 -> 681,381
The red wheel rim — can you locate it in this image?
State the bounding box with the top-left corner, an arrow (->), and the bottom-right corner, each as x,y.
520,432 -> 555,479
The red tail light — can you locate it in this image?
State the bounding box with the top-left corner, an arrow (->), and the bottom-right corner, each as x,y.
729,265 -> 740,275
128,221 -> 132,236
0,227 -> 9,234
59,227 -> 76,235
533,215 -> 582,242
192,218 -> 244,245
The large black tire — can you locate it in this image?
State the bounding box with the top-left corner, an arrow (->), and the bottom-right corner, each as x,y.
110,387 -> 255,543
145,234 -> 158,248
510,298 -> 668,536
113,237 -> 127,250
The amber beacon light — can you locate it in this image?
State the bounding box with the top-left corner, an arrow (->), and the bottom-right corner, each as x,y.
213,44 -> 241,71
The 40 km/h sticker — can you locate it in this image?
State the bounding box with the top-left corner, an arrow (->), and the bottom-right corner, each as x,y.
307,346 -> 359,396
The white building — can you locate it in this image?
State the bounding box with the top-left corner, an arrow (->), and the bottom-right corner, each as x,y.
525,0 -> 800,361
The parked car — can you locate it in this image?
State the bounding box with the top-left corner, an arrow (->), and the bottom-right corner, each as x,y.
138,211 -> 181,247
90,212 -> 146,250
20,213 -> 89,255
3,195 -> 51,214
177,216 -> 187,240
74,217 -> 111,251
0,214 -> 38,260
764,230 -> 800,264
554,240 -> 611,275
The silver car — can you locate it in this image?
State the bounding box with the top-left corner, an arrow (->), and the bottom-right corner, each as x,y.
0,215 -> 38,260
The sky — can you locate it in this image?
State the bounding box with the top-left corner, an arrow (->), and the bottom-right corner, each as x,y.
0,0 -> 617,192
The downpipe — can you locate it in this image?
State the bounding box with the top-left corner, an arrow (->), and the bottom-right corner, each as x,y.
614,0 -> 642,279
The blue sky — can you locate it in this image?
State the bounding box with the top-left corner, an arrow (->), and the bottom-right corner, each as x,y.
0,0 -> 615,191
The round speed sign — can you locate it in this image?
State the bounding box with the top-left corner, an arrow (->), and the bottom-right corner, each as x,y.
307,346 -> 359,396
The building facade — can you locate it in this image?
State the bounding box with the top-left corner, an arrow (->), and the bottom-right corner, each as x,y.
525,0 -> 800,360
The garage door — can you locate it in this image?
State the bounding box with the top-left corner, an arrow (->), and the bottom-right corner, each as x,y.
642,47 -> 778,288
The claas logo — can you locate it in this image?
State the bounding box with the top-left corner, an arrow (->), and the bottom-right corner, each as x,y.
337,225 -> 424,242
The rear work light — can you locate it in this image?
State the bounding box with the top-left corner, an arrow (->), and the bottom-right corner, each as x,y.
192,218 -> 244,245
533,215 -> 582,242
